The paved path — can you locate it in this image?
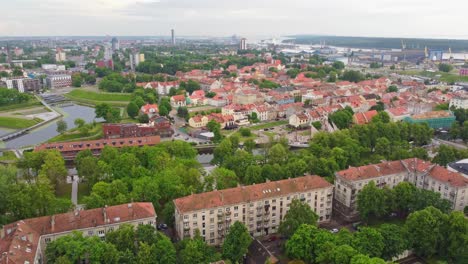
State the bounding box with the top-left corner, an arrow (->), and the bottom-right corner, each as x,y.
433,139 -> 468,150
71,178 -> 78,205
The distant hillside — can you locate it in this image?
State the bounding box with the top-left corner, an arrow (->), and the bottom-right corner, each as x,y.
286,35 -> 468,52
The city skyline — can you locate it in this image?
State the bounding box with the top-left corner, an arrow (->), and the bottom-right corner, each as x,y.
2,0 -> 468,39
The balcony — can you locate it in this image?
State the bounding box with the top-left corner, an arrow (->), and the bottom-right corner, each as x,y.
217,218 -> 223,223
183,226 -> 190,231
183,218 -> 189,223
225,211 -> 232,215
225,217 -> 232,222
217,212 -> 223,217
256,213 -> 262,217
218,226 -> 224,231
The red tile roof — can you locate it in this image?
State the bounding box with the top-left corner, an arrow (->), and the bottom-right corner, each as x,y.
174,175 -> 332,214
0,203 -> 155,264
353,110 -> 378,125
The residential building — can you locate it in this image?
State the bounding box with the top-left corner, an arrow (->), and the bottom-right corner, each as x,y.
189,115 -> 209,128
0,203 -> 156,264
447,159 -> 468,179
352,110 -> 378,125
334,159 -> 468,221
103,123 -> 160,139
449,96 -> 468,109
137,81 -> 180,95
1,77 -> 40,93
45,74 -> 72,88
289,113 -> 310,128
460,68 -> 468,76
386,107 -> 410,122
170,95 -> 187,108
35,135 -> 161,160
140,103 -> 159,118
55,48 -> 66,62
403,110 -> 455,129
174,175 -> 333,245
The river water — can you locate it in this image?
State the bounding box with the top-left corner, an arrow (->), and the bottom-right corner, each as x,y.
4,104 -> 103,149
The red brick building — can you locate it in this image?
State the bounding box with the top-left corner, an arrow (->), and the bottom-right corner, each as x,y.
35,136 -> 160,160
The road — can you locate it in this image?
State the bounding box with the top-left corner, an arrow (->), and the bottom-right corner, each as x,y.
71,177 -> 78,205
432,138 -> 467,150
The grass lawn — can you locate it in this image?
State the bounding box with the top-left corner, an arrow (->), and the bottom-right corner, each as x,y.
65,89 -> 132,106
367,217 -> 406,227
48,123 -> 103,143
56,182 -> 90,204
0,99 -> 42,112
0,116 -> 43,129
0,151 -> 18,161
231,131 -> 258,142
250,120 -> 288,131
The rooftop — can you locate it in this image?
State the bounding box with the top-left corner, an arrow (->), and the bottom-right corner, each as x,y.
174,175 -> 332,214
410,110 -> 454,120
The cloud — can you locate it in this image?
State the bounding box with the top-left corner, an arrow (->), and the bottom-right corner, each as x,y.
1,0 -> 467,39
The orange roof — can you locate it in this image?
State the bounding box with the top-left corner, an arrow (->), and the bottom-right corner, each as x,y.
353,110 -> 378,125
337,158 -> 468,188
0,203 -> 155,264
174,175 -> 332,214
171,95 -> 186,102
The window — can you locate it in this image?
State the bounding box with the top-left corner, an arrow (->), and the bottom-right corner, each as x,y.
183,215 -> 189,220
210,232 -> 214,238
88,230 -> 94,235
98,230 -> 105,235
234,213 -> 239,218
45,237 -> 51,243
202,223 -> 206,228
210,218 -> 214,223
202,215 -> 205,221
272,199 -> 276,203
193,213 -> 197,218
234,206 -> 238,210
287,196 -> 290,200
210,210 -> 214,214
108,227 -> 114,232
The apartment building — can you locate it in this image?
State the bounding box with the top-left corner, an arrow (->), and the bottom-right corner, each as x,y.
0,203 -> 156,264
174,175 -> 333,246
45,74 -> 72,88
334,158 -> 468,221
1,77 -> 41,93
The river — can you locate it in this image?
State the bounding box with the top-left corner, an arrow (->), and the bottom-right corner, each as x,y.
4,104 -> 103,149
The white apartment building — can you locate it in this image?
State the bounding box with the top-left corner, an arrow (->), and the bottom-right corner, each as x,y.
174,175 -> 333,246
0,203 -> 156,264
449,96 -> 468,109
334,158 -> 468,221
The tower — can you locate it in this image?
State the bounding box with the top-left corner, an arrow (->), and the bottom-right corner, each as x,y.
239,38 -> 247,50
111,37 -> 119,51
171,29 -> 175,45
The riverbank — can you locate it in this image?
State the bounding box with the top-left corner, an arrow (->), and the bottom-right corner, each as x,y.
0,116 -> 43,129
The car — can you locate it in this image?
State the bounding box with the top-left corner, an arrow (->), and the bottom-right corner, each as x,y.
352,222 -> 362,230
157,224 -> 168,230
266,235 -> 278,242
330,228 -> 339,233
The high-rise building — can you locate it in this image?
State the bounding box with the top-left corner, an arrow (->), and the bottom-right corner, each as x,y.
174,175 -> 333,246
129,52 -> 145,71
171,29 -> 176,45
55,48 -> 66,62
239,38 -> 247,50
111,37 -> 120,51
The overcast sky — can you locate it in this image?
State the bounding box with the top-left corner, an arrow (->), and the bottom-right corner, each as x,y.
1,0 -> 468,39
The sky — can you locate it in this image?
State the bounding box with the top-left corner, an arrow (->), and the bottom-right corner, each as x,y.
1,0 -> 468,39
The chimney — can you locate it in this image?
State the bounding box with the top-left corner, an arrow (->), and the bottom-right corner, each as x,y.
103,207 -> 109,224
51,216 -> 55,231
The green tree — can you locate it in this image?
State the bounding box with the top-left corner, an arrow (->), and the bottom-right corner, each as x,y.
378,224 -> 409,260
392,182 -> 417,215
177,106 -> 189,119
279,199 -> 318,238
443,211 -> 468,262
350,254 -> 386,264
207,119 -> 223,143
330,245 -> 359,264
405,206 -> 446,257
71,74 -> 83,87
179,232 -> 220,264
76,156 -> 100,187
222,221 -> 253,263
333,61 -> 345,70
438,63 -> 453,73
56,120 -> 67,133
208,167 -> 239,190
159,105 -> 169,116
356,181 -> 389,222
285,224 -> 318,263
329,108 -> 353,129
39,150 -> 68,191
127,101 -> 139,119
352,227 -> 385,258
106,224 -> 137,253
74,118 -> 85,128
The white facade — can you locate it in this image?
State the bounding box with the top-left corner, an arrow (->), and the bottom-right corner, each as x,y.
450,97 -> 468,109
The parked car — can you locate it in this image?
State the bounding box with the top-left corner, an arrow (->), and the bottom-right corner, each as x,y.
265,235 -> 278,242
157,224 -> 168,230
352,222 -> 362,230
330,228 -> 339,233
